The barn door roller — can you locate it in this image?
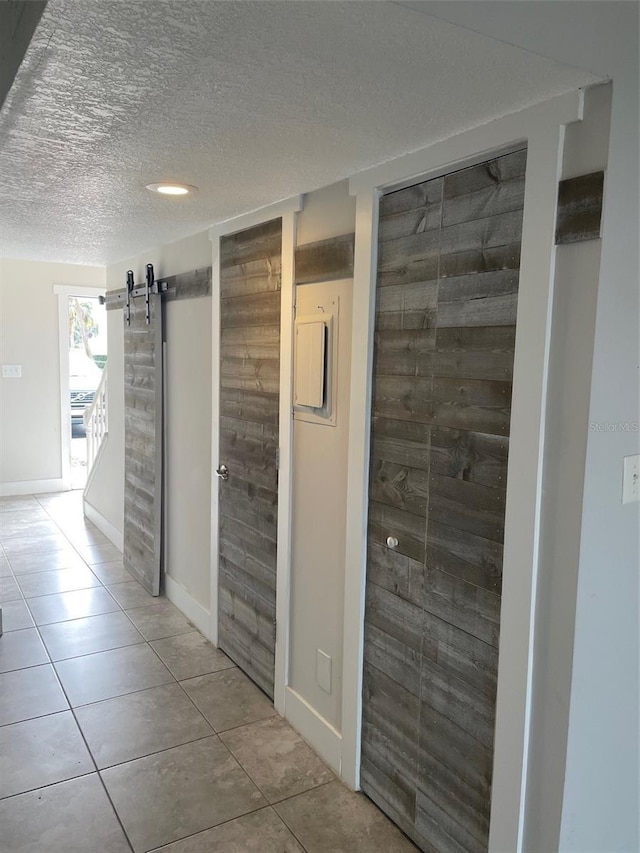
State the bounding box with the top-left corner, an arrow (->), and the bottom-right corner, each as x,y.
124,263 -> 168,325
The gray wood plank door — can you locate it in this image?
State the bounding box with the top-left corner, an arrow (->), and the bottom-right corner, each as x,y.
123,291 -> 164,595
217,219 -> 282,699
361,149 -> 527,852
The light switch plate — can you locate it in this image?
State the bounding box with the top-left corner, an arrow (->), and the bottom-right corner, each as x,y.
622,454 -> 640,504
2,364 -> 22,379
316,648 -> 332,694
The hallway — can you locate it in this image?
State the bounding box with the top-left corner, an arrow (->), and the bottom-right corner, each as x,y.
0,492 -> 416,853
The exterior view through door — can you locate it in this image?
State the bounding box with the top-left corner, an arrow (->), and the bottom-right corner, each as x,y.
68,295 -> 107,489
361,149 -> 526,852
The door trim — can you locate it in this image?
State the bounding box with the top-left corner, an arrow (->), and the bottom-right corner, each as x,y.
344,90 -> 584,851
208,197 -> 303,712
54,284 -> 106,492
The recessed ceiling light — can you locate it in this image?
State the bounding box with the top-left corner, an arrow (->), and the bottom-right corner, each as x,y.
146,182 -> 198,196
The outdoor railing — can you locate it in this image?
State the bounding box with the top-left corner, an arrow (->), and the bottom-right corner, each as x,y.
84,366 -> 108,474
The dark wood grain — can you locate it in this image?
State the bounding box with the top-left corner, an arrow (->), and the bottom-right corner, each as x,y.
423,564 -> 501,649
427,519 -> 503,594
217,220 -> 281,699
294,233 -> 355,284
555,170 -> 605,244
443,149 -> 526,199
362,149 -> 526,852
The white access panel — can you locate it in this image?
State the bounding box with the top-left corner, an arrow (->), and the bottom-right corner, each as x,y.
294,319 -> 325,408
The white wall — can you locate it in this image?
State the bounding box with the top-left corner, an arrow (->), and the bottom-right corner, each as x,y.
289,277 -> 353,733
416,4 -> 639,849
286,182 -> 356,744
525,82 -> 611,853
0,257 -> 105,494
88,230 -> 212,621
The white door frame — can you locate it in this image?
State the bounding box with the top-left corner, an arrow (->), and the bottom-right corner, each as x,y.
207,197 -> 303,719
342,90 -> 585,852
54,284 -> 106,491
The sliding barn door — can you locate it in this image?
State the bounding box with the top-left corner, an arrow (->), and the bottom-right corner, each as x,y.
217,219 -> 282,698
123,292 -> 164,595
361,149 -> 527,852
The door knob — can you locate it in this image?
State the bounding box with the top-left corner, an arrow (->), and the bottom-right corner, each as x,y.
386,536 -> 399,549
216,464 -> 229,481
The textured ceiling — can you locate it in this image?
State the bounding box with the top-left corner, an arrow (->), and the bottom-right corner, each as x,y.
0,0 -> 600,266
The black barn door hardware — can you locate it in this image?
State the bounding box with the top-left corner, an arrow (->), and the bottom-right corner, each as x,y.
100,264 -> 169,323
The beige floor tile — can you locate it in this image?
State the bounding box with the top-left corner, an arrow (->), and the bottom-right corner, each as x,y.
40,610 -> 144,661
0,496 -> 40,513
0,627 -> 49,673
150,631 -> 234,680
17,566 -> 100,598
106,580 -> 162,609
182,667 -> 277,733
101,736 -> 266,852
126,600 -> 195,641
27,587 -> 120,626
0,519 -> 61,542
275,780 -> 419,852
55,641 -> 173,706
9,548 -> 87,575
150,807 -> 304,852
0,775 -> 131,853
2,533 -> 70,557
0,575 -> 21,602
0,598 -> 35,631
0,663 -> 68,726
220,715 -> 334,802
90,560 -> 134,584
76,682 -> 213,768
78,542 -> 124,565
0,711 -> 94,798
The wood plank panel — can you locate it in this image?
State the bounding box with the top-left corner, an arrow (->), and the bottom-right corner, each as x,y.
555,170 -> 605,244
294,233 -> 355,284
123,293 -> 163,595
218,218 -> 281,700
220,255 -> 281,299
362,149 -> 526,852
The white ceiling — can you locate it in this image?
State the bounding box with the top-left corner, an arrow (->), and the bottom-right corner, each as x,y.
0,0 -> 600,266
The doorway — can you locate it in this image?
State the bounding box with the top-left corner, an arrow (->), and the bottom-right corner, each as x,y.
68,295 -> 107,489
360,149 -> 527,851
56,286 -> 107,492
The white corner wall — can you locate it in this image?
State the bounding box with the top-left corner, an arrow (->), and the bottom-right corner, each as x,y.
87,230 -> 212,625
286,182 -> 355,759
525,82 -> 612,853
0,257 -> 105,495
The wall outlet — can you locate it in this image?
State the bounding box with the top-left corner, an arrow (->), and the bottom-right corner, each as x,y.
1,364 -> 21,379
622,454 -> 640,504
316,648 -> 332,694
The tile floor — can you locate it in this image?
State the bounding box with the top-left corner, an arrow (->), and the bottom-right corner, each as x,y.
0,491 -> 417,853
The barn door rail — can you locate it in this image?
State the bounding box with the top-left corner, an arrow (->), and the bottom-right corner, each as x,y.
100,263 -> 168,324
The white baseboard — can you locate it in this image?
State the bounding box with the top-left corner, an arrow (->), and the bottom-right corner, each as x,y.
285,686 -> 343,777
82,500 -> 124,552
165,574 -> 211,637
1,478 -> 67,497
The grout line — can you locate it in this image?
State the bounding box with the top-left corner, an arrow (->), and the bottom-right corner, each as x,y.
3,496 -> 331,853
0,770 -> 98,805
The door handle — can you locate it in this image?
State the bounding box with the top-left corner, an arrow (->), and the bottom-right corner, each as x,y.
216,464 -> 229,481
